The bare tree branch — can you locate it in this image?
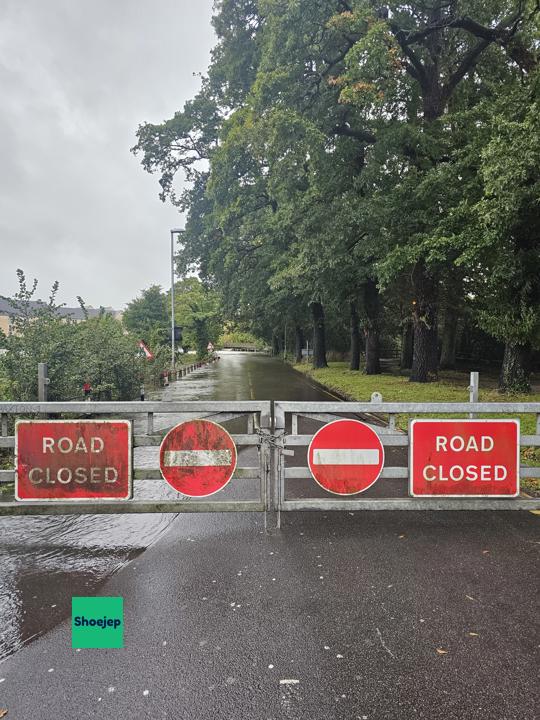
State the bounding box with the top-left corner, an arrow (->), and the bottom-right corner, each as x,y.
445,38 -> 491,96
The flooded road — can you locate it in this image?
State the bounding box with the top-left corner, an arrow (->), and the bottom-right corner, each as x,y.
0,354 -> 334,660
159,351 -> 337,403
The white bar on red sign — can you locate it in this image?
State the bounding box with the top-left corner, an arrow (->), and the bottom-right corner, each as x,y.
163,450 -> 233,467
312,449 -> 381,465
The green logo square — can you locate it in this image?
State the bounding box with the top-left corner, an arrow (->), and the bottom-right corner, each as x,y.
72,597 -> 124,649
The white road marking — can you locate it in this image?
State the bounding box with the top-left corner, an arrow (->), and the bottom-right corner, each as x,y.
164,450 -> 232,467
312,449 -> 380,465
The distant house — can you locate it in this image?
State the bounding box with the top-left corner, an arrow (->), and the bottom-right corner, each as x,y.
0,297 -> 122,336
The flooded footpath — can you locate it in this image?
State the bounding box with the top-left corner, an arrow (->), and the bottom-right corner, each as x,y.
0,353 -> 333,660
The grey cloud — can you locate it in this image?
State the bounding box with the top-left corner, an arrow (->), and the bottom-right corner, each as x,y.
0,0 -> 215,308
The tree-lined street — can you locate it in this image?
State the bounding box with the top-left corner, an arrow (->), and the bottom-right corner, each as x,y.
134,0 -> 539,391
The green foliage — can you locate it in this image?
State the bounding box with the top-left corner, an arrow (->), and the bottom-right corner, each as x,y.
470,79 -> 540,348
218,329 -> 266,349
139,343 -> 171,391
133,0 -> 539,387
0,271 -> 142,401
75,316 -> 142,400
123,284 -> 170,347
173,277 -> 222,359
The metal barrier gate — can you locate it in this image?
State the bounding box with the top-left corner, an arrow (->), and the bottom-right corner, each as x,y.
273,401 -> 540,523
0,401 -> 272,516
1,400 -> 540,521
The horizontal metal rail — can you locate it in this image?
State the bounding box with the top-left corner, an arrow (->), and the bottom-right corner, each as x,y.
282,466 -> 540,480
281,498 -> 539,511
4,432 -> 539,450
276,401 -> 540,413
0,400 -> 270,414
0,433 -> 261,450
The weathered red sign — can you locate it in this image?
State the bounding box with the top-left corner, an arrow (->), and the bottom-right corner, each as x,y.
410,419 -> 520,497
16,420 -> 132,501
308,419 -> 385,495
159,419 -> 237,497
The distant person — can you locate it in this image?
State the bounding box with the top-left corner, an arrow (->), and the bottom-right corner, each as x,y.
83,381 -> 92,400
140,384 -> 145,401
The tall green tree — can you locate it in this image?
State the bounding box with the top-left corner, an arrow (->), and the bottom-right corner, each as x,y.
331,0 -> 536,381
449,75 -> 540,391
123,284 -> 170,348
173,278 -> 222,358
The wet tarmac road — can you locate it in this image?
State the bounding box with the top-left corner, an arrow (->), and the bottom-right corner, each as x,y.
0,353 -> 538,719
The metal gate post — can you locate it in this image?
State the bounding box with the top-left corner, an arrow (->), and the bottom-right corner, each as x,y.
272,401 -> 286,530
259,403 -> 274,531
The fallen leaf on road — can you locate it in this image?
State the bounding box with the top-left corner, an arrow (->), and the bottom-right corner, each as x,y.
398,535 -> 406,539
436,648 -> 449,655
0,710 -> 8,718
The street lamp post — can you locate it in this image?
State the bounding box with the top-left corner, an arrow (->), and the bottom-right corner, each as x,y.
170,228 -> 182,371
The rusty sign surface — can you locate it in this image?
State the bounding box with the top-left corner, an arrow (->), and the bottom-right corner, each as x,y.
307,419 -> 385,495
159,419 -> 237,497
410,419 -> 520,497
15,420 -> 132,501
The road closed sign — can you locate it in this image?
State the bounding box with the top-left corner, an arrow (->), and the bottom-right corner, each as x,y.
16,420 -> 132,501
410,419 -> 520,497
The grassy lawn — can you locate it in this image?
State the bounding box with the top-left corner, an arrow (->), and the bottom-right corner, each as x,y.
294,362 -> 540,495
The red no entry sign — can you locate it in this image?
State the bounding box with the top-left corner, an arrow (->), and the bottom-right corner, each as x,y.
16,420 -> 132,501
159,419 -> 237,497
308,419 -> 385,495
410,419 -> 520,497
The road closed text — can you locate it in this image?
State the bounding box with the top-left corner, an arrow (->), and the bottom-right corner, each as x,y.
16,420 -> 132,501
410,420 -> 519,497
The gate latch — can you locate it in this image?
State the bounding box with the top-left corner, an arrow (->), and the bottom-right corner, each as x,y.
256,429 -> 295,457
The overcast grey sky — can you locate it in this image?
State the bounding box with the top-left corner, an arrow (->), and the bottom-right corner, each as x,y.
0,0 -> 215,308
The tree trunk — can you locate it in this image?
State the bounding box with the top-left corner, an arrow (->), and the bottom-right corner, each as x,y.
363,279 -> 381,375
294,325 -> 304,364
271,332 -> 280,357
350,301 -> 361,371
439,310 -> 458,370
499,341 -> 531,393
400,318 -> 414,370
428,319 -> 440,376
310,302 -> 328,369
410,263 -> 439,383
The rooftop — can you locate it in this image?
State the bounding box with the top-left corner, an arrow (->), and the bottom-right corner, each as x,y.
0,297 -> 118,321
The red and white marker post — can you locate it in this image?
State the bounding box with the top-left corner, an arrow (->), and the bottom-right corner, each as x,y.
159,419 -> 237,498
307,419 -> 385,495
410,419 -> 520,497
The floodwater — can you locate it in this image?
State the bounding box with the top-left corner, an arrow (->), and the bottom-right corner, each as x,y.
0,354 -> 334,660
159,351 -> 337,403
